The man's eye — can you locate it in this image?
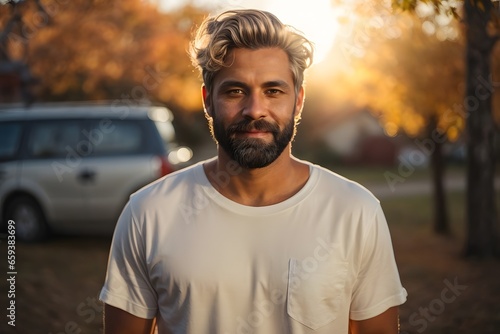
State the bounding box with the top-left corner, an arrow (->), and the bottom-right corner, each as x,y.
266,89 -> 282,95
227,89 -> 244,95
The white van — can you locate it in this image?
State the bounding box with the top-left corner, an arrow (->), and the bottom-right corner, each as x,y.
0,102 -> 192,241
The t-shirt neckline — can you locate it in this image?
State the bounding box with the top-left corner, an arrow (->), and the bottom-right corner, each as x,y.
193,159 -> 319,216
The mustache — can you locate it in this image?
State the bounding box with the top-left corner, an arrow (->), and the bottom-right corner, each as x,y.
226,119 -> 280,134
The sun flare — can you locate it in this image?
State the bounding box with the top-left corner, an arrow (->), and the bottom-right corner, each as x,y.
159,0 -> 341,65
263,0 -> 340,65
201,0 -> 340,65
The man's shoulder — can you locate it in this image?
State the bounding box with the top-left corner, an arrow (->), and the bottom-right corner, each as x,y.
310,163 -> 380,206
129,160 -> 205,206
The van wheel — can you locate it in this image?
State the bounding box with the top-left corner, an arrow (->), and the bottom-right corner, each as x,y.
6,196 -> 48,242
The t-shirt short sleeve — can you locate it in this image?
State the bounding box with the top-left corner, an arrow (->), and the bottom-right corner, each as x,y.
99,201 -> 158,319
349,204 -> 407,320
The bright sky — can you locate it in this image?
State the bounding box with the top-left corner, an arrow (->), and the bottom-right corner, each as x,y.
156,0 -> 341,65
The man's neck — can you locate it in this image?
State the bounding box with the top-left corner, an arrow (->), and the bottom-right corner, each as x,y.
203,147 -> 310,206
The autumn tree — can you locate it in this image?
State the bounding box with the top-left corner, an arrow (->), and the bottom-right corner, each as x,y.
367,14 -> 465,235
0,0 -> 206,111
0,0 -> 45,104
308,2 -> 466,234
393,0 -> 499,258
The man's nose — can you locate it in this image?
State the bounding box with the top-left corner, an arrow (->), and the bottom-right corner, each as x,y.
241,93 -> 267,120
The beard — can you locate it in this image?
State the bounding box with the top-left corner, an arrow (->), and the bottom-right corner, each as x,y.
210,111 -> 297,169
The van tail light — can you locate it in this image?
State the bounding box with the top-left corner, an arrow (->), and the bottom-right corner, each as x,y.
154,155 -> 174,177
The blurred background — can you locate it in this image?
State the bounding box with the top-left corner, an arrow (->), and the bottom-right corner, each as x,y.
0,0 -> 499,333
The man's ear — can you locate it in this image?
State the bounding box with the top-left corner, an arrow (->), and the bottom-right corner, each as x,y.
202,85 -> 212,117
294,86 -> 305,118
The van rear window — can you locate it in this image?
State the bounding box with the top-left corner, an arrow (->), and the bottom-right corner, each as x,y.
90,120 -> 143,155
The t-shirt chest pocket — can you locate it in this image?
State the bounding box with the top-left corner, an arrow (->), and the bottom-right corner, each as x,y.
286,258 -> 349,330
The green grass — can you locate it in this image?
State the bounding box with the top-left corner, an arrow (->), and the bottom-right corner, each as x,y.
381,190 -> 500,237
322,163 -> 469,186
381,193 -> 436,228
333,165 -> 431,185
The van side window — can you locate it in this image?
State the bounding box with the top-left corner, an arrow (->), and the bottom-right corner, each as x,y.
28,121 -> 81,158
0,123 -> 22,160
90,120 -> 143,156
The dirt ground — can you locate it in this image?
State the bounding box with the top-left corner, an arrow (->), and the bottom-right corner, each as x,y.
1,223 -> 499,334
391,225 -> 500,334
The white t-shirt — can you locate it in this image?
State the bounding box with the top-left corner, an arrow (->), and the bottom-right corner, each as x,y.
99,159 -> 407,333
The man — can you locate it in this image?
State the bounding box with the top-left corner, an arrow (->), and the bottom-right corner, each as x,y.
100,9 -> 407,334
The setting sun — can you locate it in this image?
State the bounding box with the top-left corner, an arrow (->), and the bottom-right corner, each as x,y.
263,0 -> 340,64
158,0 -> 340,65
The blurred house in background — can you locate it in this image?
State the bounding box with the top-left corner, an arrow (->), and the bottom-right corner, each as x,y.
322,109 -> 399,166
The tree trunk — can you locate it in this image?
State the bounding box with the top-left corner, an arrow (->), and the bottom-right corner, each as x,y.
463,0 -> 499,258
429,118 -> 450,235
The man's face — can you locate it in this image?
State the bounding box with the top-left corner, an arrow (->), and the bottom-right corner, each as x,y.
203,47 -> 304,169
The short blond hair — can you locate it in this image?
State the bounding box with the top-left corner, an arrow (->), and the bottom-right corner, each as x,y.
189,9 -> 314,94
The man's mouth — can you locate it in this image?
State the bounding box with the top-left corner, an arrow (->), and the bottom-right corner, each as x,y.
236,129 -> 271,138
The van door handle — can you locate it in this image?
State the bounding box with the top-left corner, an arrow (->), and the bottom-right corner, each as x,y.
78,169 -> 96,182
